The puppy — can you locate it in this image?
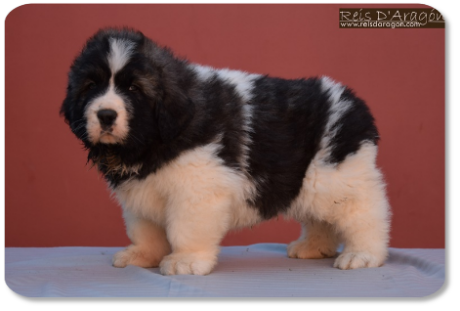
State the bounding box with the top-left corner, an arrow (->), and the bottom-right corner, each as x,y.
61,28 -> 391,275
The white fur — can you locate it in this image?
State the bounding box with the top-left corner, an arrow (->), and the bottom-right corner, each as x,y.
113,143 -> 261,275
112,209 -> 171,268
215,68 -> 260,102
190,64 -> 260,102
286,143 -> 391,269
319,76 -> 353,160
216,68 -> 259,170
321,76 -> 345,108
190,64 -> 215,81
108,38 -> 135,74
113,140 -> 390,274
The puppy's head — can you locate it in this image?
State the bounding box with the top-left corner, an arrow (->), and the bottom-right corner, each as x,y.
61,28 -> 194,154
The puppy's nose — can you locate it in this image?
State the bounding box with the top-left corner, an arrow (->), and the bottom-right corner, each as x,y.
97,109 -> 117,127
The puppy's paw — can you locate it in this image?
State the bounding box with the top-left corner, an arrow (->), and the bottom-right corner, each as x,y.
287,240 -> 337,259
159,252 -> 217,275
333,251 -> 384,270
112,245 -> 162,268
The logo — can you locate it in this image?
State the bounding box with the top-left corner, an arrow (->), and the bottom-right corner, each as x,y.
339,8 -> 444,29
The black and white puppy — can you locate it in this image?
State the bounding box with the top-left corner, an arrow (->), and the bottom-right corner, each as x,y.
61,28 -> 391,275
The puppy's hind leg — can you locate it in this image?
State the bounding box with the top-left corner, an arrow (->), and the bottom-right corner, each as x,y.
330,145 -> 391,270
112,210 -> 171,268
288,218 -> 339,259
332,185 -> 390,270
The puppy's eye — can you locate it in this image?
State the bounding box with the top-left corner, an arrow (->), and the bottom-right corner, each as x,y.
87,82 -> 97,90
129,85 -> 139,92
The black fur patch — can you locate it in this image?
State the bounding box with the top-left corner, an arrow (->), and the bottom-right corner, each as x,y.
326,87 -> 379,164
245,77 -> 331,218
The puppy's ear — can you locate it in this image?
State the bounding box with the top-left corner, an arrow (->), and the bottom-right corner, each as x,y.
156,90 -> 195,143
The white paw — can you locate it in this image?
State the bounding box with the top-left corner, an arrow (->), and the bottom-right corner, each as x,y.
112,249 -> 131,268
112,246 -> 162,268
287,241 -> 337,259
333,252 -> 383,270
159,252 -> 217,275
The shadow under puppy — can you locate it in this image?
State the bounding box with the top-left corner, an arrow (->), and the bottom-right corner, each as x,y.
61,28 -> 391,275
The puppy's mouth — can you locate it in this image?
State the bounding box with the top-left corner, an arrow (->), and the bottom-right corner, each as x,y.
99,129 -> 118,144
86,122 -> 125,145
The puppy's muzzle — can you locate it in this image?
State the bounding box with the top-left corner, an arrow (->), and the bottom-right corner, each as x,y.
97,109 -> 118,130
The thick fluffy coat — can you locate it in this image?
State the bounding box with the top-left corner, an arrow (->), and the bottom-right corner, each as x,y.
61,28 -> 391,275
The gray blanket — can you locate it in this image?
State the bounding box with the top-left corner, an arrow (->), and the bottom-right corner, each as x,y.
5,243 -> 444,297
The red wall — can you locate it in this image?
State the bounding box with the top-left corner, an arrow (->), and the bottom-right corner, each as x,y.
5,4 -> 444,248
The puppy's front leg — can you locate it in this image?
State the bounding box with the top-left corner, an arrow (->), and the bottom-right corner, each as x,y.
113,209 -> 171,268
159,193 -> 231,276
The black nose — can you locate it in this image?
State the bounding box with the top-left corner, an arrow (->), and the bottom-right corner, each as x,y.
97,109 -> 117,127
